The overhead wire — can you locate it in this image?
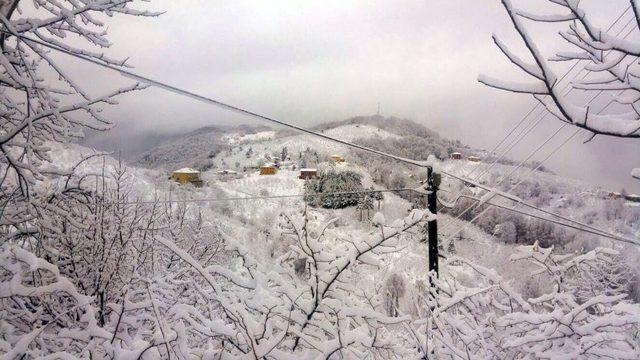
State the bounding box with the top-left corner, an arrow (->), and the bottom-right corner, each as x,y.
458,5 -> 633,183
440,10 -> 639,234
442,92 -> 636,246
0,18 -> 637,246
103,187 -> 420,205
438,194 -> 639,246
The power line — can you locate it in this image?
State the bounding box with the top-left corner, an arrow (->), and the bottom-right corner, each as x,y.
0,27 -> 518,196
437,194 -> 640,246
441,10 -> 639,234
442,88 -> 638,246
0,26 -> 428,170
100,181 -> 639,246
462,4 -> 633,182
441,122 -> 568,235
103,187 -> 420,205
2,23 -> 636,245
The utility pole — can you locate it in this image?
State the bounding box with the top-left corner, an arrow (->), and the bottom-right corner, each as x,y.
426,166 -> 440,279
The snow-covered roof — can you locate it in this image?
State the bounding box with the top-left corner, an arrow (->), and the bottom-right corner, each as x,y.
452,152 -> 461,155
173,167 -> 200,174
300,168 -> 317,172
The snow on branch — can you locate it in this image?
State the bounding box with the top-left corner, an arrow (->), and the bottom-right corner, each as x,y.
514,8 -> 577,23
421,243 -> 640,358
478,74 -> 548,94
481,0 -> 640,141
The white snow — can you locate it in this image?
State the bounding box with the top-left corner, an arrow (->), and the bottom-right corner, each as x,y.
173,167 -> 200,173
371,212 -> 385,226
223,131 -> 276,145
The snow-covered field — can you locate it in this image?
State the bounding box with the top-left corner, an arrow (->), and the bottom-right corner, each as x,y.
223,130 -> 276,145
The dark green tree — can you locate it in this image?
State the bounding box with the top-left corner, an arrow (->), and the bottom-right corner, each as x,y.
304,170 -> 364,209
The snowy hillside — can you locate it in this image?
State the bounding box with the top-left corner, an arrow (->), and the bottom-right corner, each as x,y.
5,116 -> 640,358
132,125 -> 271,171
123,115 -> 640,256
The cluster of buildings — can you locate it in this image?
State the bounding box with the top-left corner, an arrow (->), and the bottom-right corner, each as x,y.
450,152 -> 480,162
170,153 -> 346,186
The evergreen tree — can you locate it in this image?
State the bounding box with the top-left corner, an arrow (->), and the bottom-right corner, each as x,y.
304,170 -> 364,209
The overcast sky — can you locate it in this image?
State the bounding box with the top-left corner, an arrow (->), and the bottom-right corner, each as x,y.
68,0 -> 640,192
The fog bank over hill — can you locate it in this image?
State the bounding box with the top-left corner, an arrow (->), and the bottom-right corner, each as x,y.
83,113 -> 640,193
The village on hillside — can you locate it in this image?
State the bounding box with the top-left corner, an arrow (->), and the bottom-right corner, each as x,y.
168,136 -> 640,207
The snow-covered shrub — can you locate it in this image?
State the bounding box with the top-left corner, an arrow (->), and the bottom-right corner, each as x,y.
137,206 -> 434,357
384,273 -> 406,317
494,221 -> 517,243
604,199 -> 625,221
389,171 -> 407,189
415,242 -> 640,358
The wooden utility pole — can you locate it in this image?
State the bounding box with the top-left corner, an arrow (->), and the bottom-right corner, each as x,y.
426,166 -> 440,278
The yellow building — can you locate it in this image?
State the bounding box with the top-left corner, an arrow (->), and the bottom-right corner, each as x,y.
171,168 -> 203,186
260,165 -> 277,175
330,154 -> 345,163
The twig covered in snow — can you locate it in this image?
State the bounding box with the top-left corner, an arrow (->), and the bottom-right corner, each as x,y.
481,0 -> 640,140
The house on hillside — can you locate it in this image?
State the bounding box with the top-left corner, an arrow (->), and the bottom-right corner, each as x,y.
609,191 -> 622,199
468,155 -> 481,162
260,165 -> 277,175
171,168 -> 203,187
299,168 -> 318,180
451,152 -> 462,160
330,154 -> 345,163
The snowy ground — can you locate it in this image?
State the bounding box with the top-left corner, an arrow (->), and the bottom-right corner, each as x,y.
80,121 -> 636,307
222,130 -> 276,145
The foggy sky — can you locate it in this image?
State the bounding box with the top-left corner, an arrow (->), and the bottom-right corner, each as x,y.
68,0 -> 639,192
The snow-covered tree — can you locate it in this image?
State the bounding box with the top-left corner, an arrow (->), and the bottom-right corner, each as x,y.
304,170 -> 364,209
383,273 -> 406,317
145,206 -> 434,358
411,242 -> 640,358
480,0 -> 640,141
1,0 -> 158,246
